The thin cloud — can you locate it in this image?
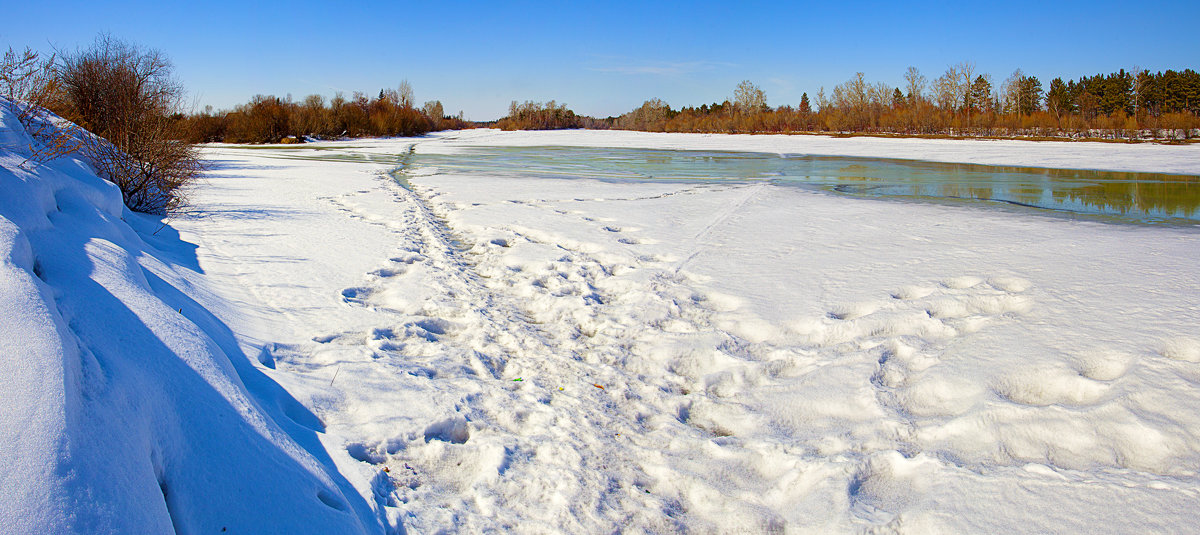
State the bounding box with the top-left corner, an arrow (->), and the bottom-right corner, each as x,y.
768,77 -> 795,92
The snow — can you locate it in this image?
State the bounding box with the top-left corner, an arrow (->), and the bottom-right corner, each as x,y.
0,101 -> 374,533
4,116 -> 1200,533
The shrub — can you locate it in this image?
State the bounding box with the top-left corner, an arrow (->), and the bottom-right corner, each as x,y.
58,36 -> 200,214
496,100 -> 594,130
1,47 -> 79,168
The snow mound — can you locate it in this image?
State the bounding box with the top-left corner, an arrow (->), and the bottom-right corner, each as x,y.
0,100 -> 377,533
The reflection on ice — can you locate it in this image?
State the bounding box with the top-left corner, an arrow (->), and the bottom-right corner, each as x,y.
417,146 -> 1200,224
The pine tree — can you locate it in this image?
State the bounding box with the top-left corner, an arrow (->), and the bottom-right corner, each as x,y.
969,75 -> 993,114
1046,77 -> 1070,117
1018,76 -> 1043,115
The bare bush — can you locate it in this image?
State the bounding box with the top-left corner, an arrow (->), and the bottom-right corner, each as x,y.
1,47 -> 80,168
422,100 -> 443,129
58,36 -> 200,213
497,100 -> 592,130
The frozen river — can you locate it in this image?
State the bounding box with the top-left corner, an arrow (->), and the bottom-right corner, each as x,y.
416,145 -> 1200,225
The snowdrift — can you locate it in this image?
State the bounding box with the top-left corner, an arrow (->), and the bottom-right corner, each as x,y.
0,102 -> 377,532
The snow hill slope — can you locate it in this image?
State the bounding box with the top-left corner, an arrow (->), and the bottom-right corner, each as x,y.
0,103 -> 381,533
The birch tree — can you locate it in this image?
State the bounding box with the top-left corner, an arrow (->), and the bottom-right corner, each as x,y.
733,80 -> 767,113
904,66 -> 926,104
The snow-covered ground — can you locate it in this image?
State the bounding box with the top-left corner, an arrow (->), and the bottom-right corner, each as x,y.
4,120 -> 1200,533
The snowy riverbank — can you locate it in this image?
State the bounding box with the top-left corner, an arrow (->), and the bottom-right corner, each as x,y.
0,103 -> 375,533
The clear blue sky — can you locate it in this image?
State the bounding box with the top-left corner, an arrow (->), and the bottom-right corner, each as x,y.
4,0 -> 1198,120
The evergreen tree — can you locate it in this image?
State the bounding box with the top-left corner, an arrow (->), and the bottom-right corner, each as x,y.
1046,77 -> 1070,117
1100,70 -> 1132,115
799,92 -> 811,113
969,75 -> 993,114
1018,76 -> 1043,115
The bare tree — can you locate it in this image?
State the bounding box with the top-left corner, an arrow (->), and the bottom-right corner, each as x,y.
933,65 -> 960,111
1130,64 -> 1142,115
733,80 -> 766,113
1001,69 -> 1025,116
616,98 -> 670,130
957,61 -> 976,125
58,35 -> 201,213
397,80 -> 414,109
1,46 -> 79,168
832,73 -> 873,129
904,66 -> 926,104
422,100 -> 443,128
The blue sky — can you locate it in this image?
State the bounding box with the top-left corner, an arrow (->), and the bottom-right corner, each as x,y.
4,1 -> 1198,120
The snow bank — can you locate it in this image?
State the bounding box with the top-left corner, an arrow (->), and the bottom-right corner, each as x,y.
0,101 -> 378,533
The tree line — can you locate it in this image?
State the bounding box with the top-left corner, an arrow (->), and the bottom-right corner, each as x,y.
176,85 -> 469,144
493,100 -> 608,130
499,65 -> 1199,141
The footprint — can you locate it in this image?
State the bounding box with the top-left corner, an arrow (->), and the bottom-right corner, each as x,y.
924,294 -> 1031,319
849,452 -> 937,520
424,417 -> 470,444
398,318 -> 452,342
372,327 -> 396,340
828,301 -> 880,321
371,267 -> 404,278
1160,337 -> 1200,363
872,340 -> 936,388
389,253 -> 423,265
312,333 -> 341,344
341,287 -> 373,304
987,276 -> 1032,293
994,366 -> 1109,406
899,376 -> 983,417
317,490 -> 347,511
942,276 -> 984,289
346,442 -> 387,464
1072,350 -> 1134,381
892,285 -> 935,300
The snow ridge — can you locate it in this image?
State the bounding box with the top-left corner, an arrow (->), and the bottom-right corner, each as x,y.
0,101 -> 377,533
